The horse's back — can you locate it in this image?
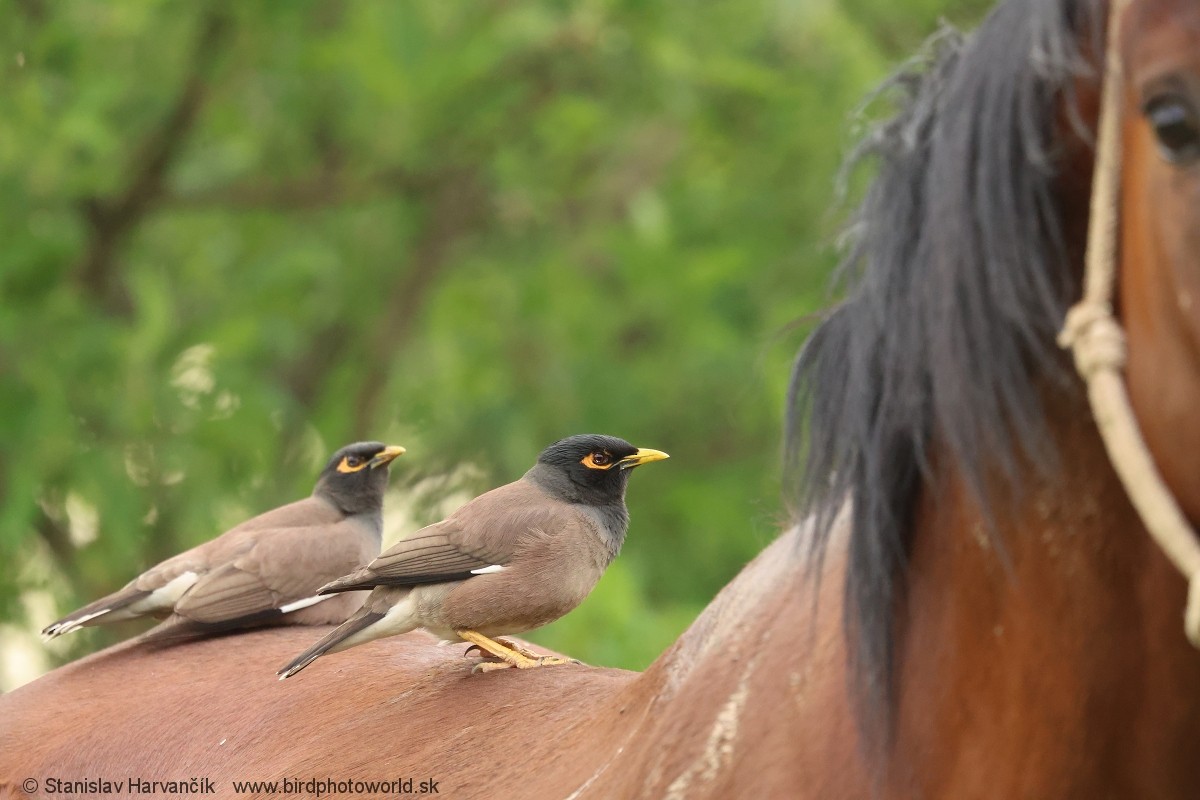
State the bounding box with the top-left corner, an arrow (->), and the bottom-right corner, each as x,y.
1,629 -> 637,797
1,521 -> 867,799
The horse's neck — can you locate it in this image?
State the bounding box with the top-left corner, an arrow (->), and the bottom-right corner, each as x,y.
572,403 -> 1200,798
890,404 -> 1200,797
579,516 -> 866,799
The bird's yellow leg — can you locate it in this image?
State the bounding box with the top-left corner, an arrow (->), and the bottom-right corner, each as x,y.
463,636 -> 542,660
462,635 -> 569,661
458,630 -> 537,667
494,638 -> 581,666
457,630 -> 573,673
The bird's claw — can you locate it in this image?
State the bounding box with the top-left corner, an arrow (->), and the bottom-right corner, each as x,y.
533,656 -> 573,667
464,638 -> 540,661
461,632 -> 578,673
468,654 -> 577,674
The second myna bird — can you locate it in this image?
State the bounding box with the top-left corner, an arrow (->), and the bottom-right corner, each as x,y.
43,441 -> 405,644
278,434 -> 667,678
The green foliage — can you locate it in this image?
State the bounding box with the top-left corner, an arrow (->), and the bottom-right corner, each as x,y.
0,0 -> 988,686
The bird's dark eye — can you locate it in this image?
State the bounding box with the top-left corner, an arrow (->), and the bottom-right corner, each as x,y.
1144,94 -> 1200,164
581,451 -> 613,470
337,454 -> 367,473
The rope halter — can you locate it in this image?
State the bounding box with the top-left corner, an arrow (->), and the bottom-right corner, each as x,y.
1057,0 -> 1200,647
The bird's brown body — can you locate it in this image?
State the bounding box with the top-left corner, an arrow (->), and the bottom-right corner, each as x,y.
43,442 -> 404,643
135,496 -> 381,639
279,435 -> 667,677
347,479 -> 617,637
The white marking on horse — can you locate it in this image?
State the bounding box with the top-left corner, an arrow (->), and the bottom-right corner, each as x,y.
560,745 -> 627,800
662,657 -> 756,800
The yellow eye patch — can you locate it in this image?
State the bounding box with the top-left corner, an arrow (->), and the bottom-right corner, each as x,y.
336,456 -> 369,474
581,451 -> 615,470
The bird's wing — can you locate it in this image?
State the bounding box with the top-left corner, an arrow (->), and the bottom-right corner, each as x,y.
355,522 -> 506,586
204,495 -> 343,545
43,521 -> 265,638
171,521 -> 375,624
170,562 -> 279,624
336,480 -> 569,589
44,499 -> 352,640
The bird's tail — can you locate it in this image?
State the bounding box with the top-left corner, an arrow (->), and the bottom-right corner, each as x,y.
42,588 -> 150,640
316,570 -> 374,595
139,607 -> 286,645
277,608 -> 384,680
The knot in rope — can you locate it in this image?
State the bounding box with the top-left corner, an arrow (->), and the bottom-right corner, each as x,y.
1058,302 -> 1127,379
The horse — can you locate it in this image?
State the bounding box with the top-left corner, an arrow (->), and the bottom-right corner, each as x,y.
4,0 -> 1199,796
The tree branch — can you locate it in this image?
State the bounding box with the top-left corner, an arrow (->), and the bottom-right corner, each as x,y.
74,11 -> 231,316
351,167 -> 490,433
14,0 -> 46,23
161,168 -> 429,213
34,506 -> 80,583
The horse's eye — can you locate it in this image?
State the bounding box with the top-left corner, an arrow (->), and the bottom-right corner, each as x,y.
1144,94 -> 1200,165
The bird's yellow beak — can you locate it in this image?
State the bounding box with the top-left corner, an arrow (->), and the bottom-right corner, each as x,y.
618,448 -> 670,469
369,445 -> 407,468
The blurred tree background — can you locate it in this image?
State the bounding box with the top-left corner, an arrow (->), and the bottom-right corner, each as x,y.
0,0 -> 990,690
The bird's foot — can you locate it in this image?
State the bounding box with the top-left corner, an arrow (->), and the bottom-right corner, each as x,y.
470,654 -> 576,674
464,637 -> 540,661
497,637 -> 542,660
459,629 -> 535,671
532,655 -> 575,667
458,629 -> 579,674
468,648 -> 537,673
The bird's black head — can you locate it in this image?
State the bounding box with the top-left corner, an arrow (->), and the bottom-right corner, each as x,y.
530,434 -> 669,506
313,441 -> 405,516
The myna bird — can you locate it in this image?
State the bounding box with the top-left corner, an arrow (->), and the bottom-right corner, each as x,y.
278,434 -> 668,678
42,442 -> 405,643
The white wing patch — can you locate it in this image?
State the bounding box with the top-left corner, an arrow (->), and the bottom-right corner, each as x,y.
470,564 -> 506,575
279,594 -> 332,614
128,571 -> 200,614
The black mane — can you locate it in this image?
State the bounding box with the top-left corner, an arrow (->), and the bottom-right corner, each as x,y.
786,0 -> 1103,737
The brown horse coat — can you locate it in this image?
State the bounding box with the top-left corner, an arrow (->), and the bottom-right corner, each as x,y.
1,521 -> 860,799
